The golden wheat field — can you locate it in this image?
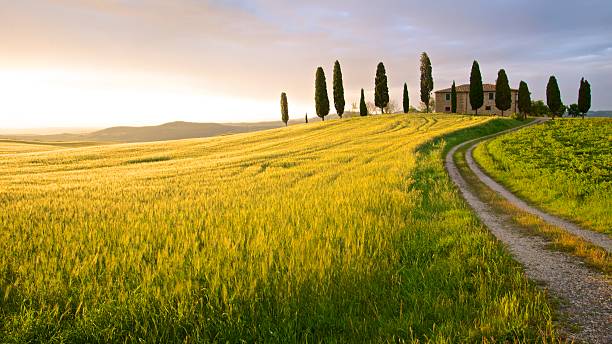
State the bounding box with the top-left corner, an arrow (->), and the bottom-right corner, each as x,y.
0,114 -> 555,342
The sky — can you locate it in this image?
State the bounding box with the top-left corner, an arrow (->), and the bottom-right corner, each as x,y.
1,0 -> 611,129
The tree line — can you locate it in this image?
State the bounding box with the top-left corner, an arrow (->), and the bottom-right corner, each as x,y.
462,61 -> 590,120
279,53 -> 433,125
280,54 -> 591,125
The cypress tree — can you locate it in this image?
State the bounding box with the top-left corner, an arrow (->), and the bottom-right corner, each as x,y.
469,60 -> 483,115
305,113 -> 308,123
314,67 -> 330,121
578,78 -> 591,119
359,89 -> 368,116
420,52 -> 434,112
402,83 -> 409,113
546,76 -> 562,119
333,60 -> 345,119
450,81 -> 457,113
495,69 -> 512,116
518,81 -> 531,120
280,92 -> 289,126
374,62 -> 389,114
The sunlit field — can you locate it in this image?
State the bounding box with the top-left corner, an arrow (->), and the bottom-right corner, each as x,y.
0,140 -> 102,155
0,115 -> 555,342
473,118 -> 612,234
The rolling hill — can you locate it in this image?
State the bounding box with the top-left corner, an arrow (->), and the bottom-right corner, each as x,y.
587,110 -> 612,117
0,114 -> 554,342
0,120 -> 288,143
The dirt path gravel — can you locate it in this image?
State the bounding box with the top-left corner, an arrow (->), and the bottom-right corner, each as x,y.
466,142 -> 612,253
446,120 -> 611,343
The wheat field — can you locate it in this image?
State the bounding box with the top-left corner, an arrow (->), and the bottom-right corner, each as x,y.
0,115 -> 555,342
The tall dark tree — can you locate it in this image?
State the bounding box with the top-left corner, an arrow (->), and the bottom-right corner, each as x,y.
359,88 -> 368,116
469,60 -> 484,115
305,113 -> 308,123
495,69 -> 512,116
402,83 -> 409,113
546,76 -> 562,119
374,62 -> 389,114
450,81 -> 457,113
333,60 -> 346,118
280,92 -> 289,126
578,78 -> 591,119
518,81 -> 531,120
314,67 -> 330,121
420,52 -> 434,112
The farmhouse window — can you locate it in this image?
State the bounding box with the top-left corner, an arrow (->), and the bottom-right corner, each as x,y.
489,93 -> 494,100
485,106 -> 492,111
446,94 -> 450,101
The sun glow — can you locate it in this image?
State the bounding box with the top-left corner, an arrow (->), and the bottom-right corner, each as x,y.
0,68 -> 277,129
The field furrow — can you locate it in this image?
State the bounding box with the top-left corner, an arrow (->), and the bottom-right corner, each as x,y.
0,115 -> 556,342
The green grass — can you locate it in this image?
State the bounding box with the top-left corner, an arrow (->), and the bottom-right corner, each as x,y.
473,118 -> 612,234
0,115 -> 556,342
454,136 -> 610,275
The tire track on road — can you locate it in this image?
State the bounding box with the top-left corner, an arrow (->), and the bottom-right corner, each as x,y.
445,119 -> 611,343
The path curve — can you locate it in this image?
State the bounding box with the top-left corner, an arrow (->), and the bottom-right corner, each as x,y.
467,139 -> 612,253
445,119 -> 611,343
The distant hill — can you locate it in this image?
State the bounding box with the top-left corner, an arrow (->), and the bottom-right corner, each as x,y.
0,115 -> 364,143
0,120 -> 292,143
588,111 -> 612,118
84,121 -> 286,142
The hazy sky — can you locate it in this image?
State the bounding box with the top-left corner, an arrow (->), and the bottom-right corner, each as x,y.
1,0 -> 611,128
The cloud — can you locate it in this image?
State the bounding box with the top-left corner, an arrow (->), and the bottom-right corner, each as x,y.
1,0 -> 611,127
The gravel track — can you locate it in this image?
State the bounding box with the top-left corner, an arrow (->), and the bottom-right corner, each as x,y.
445,120 -> 611,343
467,142 -> 612,253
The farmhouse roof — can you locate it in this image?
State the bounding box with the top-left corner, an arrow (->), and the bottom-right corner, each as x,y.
434,83 -> 518,93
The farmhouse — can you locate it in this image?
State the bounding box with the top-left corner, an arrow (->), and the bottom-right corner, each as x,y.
434,84 -> 518,115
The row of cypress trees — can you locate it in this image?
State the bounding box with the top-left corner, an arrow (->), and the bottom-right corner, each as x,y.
466,61 -> 514,116
352,55 -> 432,118
313,61 -> 348,122
280,53 -> 434,124
282,57 -> 591,125
467,61 -> 528,117
545,76 -> 591,119
459,61 -> 591,119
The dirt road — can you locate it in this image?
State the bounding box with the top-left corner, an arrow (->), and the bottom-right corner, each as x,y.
445,120 -> 611,343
